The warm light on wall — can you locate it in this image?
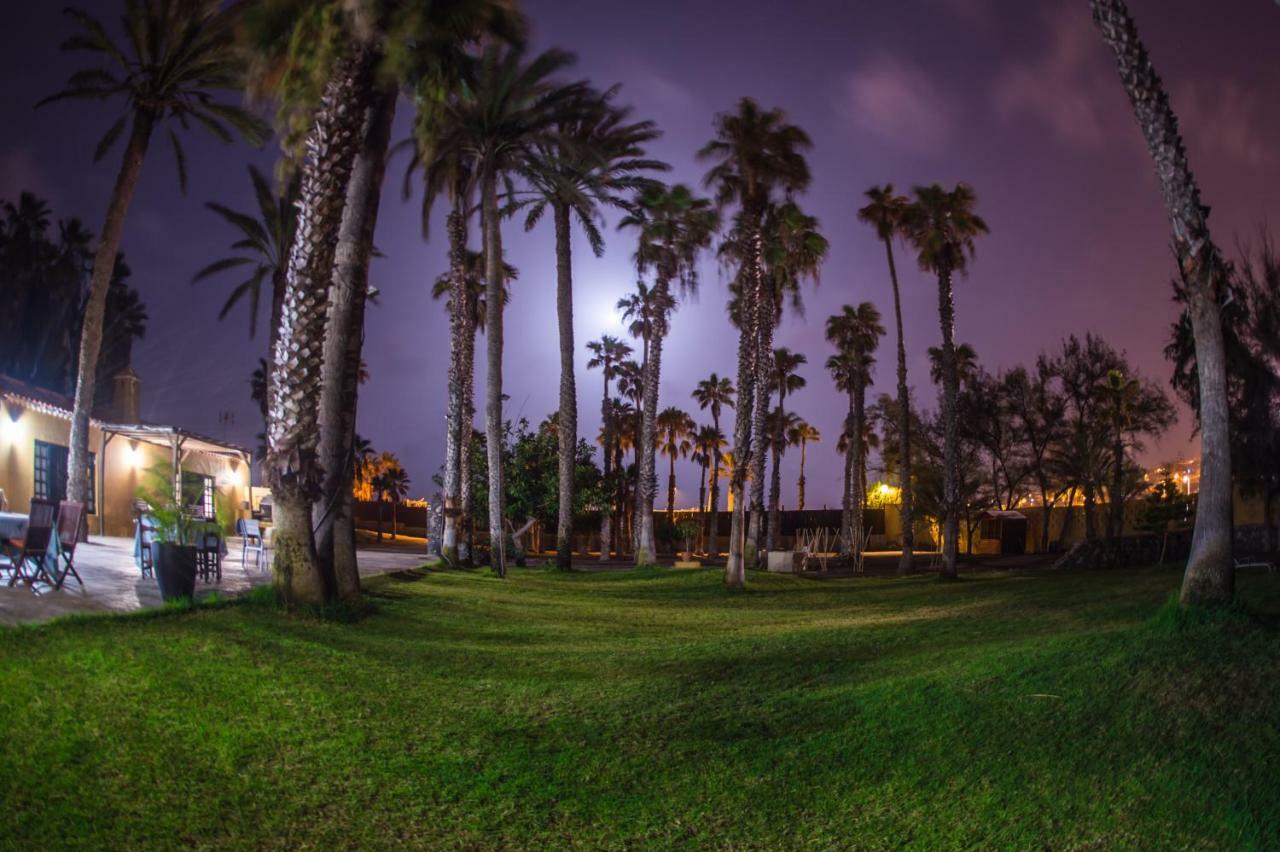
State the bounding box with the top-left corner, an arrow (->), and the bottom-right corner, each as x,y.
1,403 -> 23,443
126,440 -> 141,467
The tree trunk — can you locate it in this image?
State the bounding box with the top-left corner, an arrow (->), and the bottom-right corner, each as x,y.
747,300 -> 772,563
266,46 -> 373,606
937,267 -> 960,579
391,502 -> 398,540
727,211 -> 765,585
1039,477 -> 1054,553
1058,486 -> 1078,549
667,451 -> 677,521
1109,429 -> 1125,541
314,83 -> 395,601
707,411 -> 722,559
441,202 -> 469,564
1090,0 -> 1232,606
797,440 -> 807,512
634,301 -> 666,565
598,371 -> 613,560
481,166 -> 507,577
459,314 -> 478,567
67,111 -> 155,504
839,394 -> 855,558
852,378 -> 867,563
553,202 -> 577,569
885,237 -> 915,576
766,392 -> 785,552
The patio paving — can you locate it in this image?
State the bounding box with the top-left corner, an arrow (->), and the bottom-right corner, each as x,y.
0,535 -> 430,627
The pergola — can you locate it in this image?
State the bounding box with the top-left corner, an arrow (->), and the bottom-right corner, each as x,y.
97,423 -> 253,535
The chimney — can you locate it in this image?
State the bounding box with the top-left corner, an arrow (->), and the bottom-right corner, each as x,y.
112,367 -> 141,423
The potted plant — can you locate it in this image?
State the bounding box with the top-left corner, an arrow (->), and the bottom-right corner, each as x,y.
674,518 -> 702,568
137,462 -> 201,602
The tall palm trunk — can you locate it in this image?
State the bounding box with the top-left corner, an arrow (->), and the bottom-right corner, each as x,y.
459,292 -> 478,567
634,297 -> 666,565
67,110 -> 155,504
747,303 -> 773,560
481,166 -> 507,576
698,462 -> 707,517
267,46 -> 373,606
1091,0 -> 1232,606
441,203 -> 468,563
936,266 -> 960,579
707,411 -> 722,558
315,83 -> 395,601
667,450 -> 678,521
726,246 -> 761,585
766,390 -> 785,551
840,393 -> 855,557
598,374 -> 613,560
851,375 -> 867,566
1109,429 -> 1125,540
797,438 -> 808,511
553,202 -> 577,569
884,236 -> 914,575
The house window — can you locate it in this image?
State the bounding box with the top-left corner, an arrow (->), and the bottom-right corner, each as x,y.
33,440 -> 95,514
181,472 -> 215,519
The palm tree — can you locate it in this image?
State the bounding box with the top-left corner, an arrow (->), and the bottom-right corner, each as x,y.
40,0 -> 268,509
788,419 -> 820,512
692,424 -> 727,524
618,184 -> 719,564
195,166 -> 298,345
586,335 -> 633,559
434,44 -> 588,577
429,248 -> 514,564
699,99 -> 813,587
827,303 -> 885,561
858,184 -> 916,575
766,348 -> 806,551
657,407 -> 696,522
902,184 -> 988,579
381,463 -> 412,540
1090,0 -> 1233,607
692,373 -> 735,559
519,91 -> 667,569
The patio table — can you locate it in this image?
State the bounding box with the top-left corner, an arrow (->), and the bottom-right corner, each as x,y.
0,511 -> 28,542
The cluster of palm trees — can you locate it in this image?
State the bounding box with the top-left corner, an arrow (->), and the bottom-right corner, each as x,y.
43,0 -> 1236,608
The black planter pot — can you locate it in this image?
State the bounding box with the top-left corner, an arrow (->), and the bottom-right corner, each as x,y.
151,542 -> 197,602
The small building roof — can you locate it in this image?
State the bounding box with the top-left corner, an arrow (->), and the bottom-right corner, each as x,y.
982,509 -> 1027,520
0,373 -> 248,458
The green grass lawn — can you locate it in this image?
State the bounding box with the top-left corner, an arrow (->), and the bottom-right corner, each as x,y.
2,565 -> 1278,848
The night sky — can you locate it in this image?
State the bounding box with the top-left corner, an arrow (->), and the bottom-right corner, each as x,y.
2,1 -> 1277,508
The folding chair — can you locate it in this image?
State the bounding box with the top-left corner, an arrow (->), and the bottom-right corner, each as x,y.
6,499 -> 58,589
55,501 -> 85,589
238,518 -> 265,569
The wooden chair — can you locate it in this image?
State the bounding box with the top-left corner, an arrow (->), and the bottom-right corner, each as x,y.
55,501 -> 85,589
5,499 -> 58,589
238,518 -> 265,569
197,528 -> 222,582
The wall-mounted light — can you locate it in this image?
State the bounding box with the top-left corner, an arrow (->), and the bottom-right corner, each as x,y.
1,401 -> 23,444
127,438 -> 141,468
